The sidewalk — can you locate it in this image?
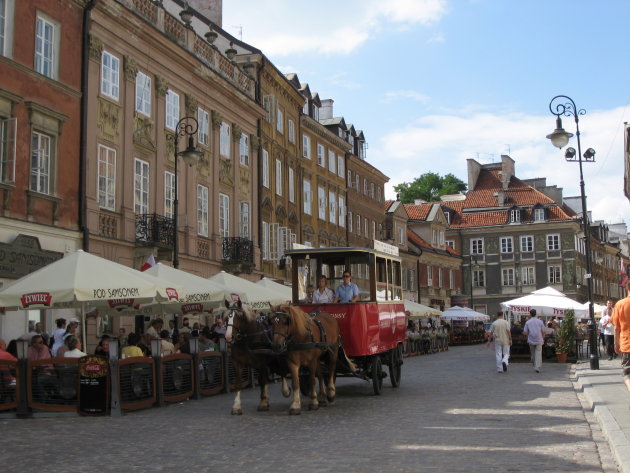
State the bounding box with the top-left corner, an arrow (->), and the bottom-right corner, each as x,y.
574,357 -> 630,473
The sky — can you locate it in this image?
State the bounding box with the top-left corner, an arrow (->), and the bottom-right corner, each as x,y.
223,0 -> 630,226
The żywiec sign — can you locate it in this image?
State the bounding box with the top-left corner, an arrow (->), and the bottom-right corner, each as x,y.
0,234 -> 63,279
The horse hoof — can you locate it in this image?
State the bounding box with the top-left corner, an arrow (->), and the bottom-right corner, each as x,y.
308,403 -> 319,411
257,405 -> 269,412
289,408 -> 301,415
327,396 -> 336,404
231,409 -> 243,415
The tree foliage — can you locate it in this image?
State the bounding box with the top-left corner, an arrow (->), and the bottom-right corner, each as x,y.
393,172 -> 467,203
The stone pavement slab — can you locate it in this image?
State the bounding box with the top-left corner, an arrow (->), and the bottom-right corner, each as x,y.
574,357 -> 630,473
0,344 -> 619,473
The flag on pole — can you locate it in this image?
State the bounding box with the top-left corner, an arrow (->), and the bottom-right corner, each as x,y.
140,253 -> 156,272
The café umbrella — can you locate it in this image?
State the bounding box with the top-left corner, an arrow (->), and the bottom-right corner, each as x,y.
500,286 -> 587,318
208,271 -> 287,310
0,250 -> 184,310
441,306 -> 490,322
255,277 -> 292,302
141,263 -> 226,314
404,300 -> 442,319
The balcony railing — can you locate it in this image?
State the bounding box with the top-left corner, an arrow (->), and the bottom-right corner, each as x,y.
136,213 -> 174,246
222,237 -> 254,266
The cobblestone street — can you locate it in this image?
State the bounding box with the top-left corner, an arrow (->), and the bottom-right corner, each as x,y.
0,345 -> 619,473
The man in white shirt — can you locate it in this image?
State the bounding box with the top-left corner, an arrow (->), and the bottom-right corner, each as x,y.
601,300 -> 615,360
487,311 -> 512,373
523,309 -> 546,373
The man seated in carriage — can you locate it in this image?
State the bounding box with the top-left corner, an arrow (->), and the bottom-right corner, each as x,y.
333,271 -> 360,303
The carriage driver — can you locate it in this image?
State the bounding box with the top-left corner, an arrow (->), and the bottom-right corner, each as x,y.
333,271 -> 360,303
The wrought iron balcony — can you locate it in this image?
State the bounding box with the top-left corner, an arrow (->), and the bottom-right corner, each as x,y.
136,213 -> 174,246
222,237 -> 254,266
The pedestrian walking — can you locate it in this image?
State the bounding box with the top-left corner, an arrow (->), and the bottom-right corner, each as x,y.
486,311 -> 512,373
523,309 -> 545,373
601,300 -> 615,360
612,279 -> 630,400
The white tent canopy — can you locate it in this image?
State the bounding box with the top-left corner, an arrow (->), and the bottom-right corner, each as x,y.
0,250 -> 184,310
208,271 -> 287,310
500,286 -> 587,318
404,300 -> 442,319
442,306 -> 490,322
581,301 -> 607,318
255,277 -> 292,302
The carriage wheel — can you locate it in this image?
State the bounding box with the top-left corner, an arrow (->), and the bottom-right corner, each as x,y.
388,347 -> 402,388
371,356 -> 383,395
299,367 -> 311,397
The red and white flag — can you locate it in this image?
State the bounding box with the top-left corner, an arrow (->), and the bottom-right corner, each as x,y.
140,253 -> 156,272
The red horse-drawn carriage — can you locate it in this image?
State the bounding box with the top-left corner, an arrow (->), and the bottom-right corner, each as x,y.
283,245 -> 407,395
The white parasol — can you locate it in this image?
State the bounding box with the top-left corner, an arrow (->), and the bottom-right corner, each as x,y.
500,286 -> 587,318
208,271 -> 287,310
441,306 -> 490,322
255,277 -> 292,302
404,300 -> 442,319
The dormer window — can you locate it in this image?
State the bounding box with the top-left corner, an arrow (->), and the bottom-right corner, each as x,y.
509,208 -> 521,223
445,212 -> 451,225
533,207 -> 545,222
312,105 -> 319,121
359,140 -> 367,159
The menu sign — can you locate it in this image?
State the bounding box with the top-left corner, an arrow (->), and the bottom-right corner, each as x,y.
78,355 -> 110,416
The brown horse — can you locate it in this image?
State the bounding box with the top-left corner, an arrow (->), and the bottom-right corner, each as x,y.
268,304 -> 340,415
223,300 -> 290,415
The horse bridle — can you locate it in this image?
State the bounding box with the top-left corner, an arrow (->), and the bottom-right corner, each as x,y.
270,310 -> 293,352
225,306 -> 274,346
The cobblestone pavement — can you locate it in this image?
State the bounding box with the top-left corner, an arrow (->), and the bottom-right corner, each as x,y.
0,344 -> 620,473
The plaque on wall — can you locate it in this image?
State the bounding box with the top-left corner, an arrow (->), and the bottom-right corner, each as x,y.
0,234 -> 64,279
78,355 -> 110,416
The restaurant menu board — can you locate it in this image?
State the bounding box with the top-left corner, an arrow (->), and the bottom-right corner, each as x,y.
78,355 -> 109,416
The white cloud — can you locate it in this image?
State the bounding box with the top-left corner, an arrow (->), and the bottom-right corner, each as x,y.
371,107 -> 630,224
224,0 -> 449,57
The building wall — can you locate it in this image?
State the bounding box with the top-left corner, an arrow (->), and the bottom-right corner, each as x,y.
86,0 -> 262,277
0,0 -> 84,340
259,64 -> 303,282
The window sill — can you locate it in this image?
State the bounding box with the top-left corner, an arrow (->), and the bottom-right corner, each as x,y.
26,190 -> 61,221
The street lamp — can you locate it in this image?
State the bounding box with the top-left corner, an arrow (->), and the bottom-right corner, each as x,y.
168,117 -> 203,269
546,95 -> 598,370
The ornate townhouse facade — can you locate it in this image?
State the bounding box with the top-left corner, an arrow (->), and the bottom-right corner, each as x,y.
257,66 -> 304,281
297,84 -> 350,250
85,0 -> 262,281
0,0 -> 85,338
444,155 -> 581,316
405,202 -> 462,310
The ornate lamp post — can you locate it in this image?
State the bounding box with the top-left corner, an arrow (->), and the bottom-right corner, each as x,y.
546,95 -> 598,370
169,117 -> 203,269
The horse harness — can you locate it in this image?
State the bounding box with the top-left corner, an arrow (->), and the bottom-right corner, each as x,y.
225,307 -> 274,353
271,309 -> 339,352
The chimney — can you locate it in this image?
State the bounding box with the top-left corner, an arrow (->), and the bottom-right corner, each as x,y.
467,158 -> 482,191
320,99 -> 334,120
500,154 -> 515,190
188,0 -> 222,28
497,190 -> 505,206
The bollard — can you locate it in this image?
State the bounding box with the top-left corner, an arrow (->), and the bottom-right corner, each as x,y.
108,338 -> 122,416
189,338 -> 201,400
16,340 -> 30,418
151,338 -> 163,407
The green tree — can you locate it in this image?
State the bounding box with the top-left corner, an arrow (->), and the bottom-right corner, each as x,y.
393,172 -> 467,203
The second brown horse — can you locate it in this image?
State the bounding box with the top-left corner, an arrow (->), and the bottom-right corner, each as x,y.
269,304 -> 340,415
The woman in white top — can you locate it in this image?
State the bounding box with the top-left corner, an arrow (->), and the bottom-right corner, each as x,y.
63,335 -> 87,358
51,318 -> 67,357
312,275 -> 335,304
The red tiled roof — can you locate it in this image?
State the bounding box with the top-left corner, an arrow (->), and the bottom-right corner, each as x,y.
407,229 -> 431,249
404,203 -> 432,221
384,200 -> 394,211
445,169 -> 574,228
445,245 -> 460,256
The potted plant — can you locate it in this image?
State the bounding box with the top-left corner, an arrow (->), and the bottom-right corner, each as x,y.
555,309 -> 575,363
